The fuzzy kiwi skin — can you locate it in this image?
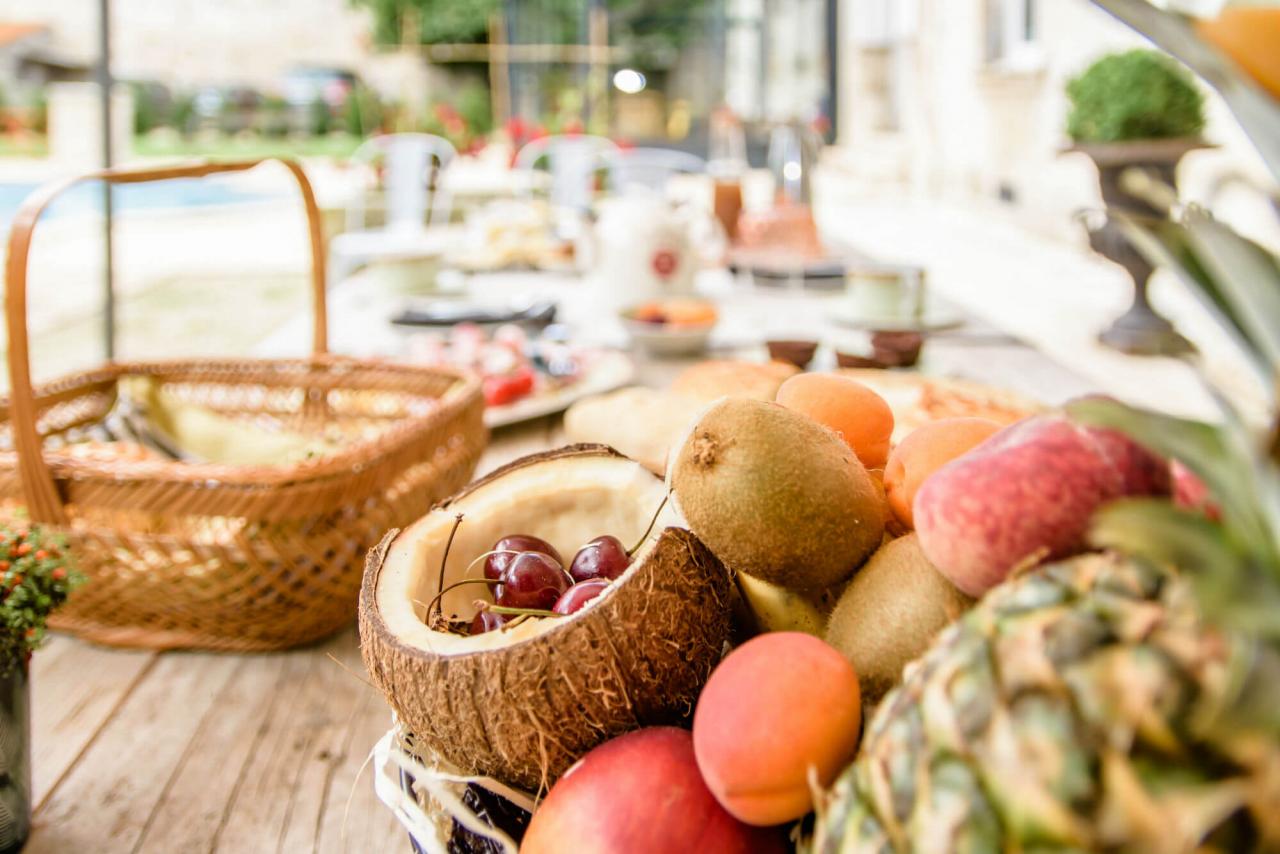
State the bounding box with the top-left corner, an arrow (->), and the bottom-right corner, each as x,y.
359,523 -> 732,793
670,398 -> 884,591
824,533 -> 972,704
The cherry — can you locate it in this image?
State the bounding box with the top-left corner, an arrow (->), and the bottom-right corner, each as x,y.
568,535 -> 632,583
469,610 -> 507,635
483,535 -> 563,583
552,579 -> 611,615
497,552 -> 570,610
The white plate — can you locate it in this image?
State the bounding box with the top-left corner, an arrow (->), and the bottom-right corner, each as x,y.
484,349 -> 636,428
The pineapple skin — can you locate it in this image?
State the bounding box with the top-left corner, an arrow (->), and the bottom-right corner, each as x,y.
813,553 -> 1280,854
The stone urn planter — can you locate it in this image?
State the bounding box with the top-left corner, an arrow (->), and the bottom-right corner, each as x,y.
1072,138 -> 1207,356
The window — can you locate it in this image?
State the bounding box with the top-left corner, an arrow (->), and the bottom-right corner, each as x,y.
986,0 -> 1044,72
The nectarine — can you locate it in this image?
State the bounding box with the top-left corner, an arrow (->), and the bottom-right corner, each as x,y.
914,415 -> 1169,597
693,632 -> 861,826
521,727 -> 784,854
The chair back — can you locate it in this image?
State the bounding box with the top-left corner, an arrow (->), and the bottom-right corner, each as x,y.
514,134 -> 619,211
348,133 -> 458,231
604,147 -> 707,193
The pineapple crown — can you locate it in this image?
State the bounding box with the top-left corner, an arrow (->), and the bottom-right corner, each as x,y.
1069,2 -> 1280,648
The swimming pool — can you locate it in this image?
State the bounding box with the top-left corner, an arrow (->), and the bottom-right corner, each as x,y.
0,177 -> 279,234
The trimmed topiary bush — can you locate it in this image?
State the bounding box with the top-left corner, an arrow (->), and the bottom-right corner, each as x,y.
1067,49 -> 1206,143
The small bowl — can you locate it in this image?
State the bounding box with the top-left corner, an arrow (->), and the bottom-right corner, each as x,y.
871,331 -> 924,367
766,339 -> 818,369
621,316 -> 715,358
835,351 -> 882,369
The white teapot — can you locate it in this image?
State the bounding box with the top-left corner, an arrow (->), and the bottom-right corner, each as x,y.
588,192 -> 703,313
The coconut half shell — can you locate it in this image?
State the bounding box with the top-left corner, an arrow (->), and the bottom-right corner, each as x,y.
358,445 -> 733,792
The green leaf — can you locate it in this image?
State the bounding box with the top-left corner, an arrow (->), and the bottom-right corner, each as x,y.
1089,0 -> 1280,182
1113,213 -> 1271,382
1091,500 -> 1280,638
1181,207 -> 1280,372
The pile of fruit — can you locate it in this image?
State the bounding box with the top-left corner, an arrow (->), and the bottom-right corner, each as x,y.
361,15 -> 1280,846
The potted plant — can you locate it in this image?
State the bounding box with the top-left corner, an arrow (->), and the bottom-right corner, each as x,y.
0,526 -> 81,854
1067,48 -> 1207,355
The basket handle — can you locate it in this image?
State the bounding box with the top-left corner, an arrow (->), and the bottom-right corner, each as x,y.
4,158 -> 329,524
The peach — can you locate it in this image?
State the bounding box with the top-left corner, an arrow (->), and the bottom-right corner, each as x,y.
693,632 -> 862,826
914,415 -> 1170,597
883,417 -> 1002,528
522,727 -> 785,854
776,373 -> 894,470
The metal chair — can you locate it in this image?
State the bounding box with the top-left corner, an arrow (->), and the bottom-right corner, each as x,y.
330,133 -> 458,285
513,134 -> 619,212
604,147 -> 707,193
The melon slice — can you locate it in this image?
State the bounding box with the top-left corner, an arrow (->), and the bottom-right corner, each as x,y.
359,445 -> 733,791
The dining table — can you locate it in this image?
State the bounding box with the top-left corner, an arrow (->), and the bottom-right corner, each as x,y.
24,264 -> 1101,853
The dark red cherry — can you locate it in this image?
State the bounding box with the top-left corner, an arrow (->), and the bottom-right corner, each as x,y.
469,609 -> 507,635
552,579 -> 611,615
568,535 -> 632,582
497,552 -> 570,610
484,534 -> 563,582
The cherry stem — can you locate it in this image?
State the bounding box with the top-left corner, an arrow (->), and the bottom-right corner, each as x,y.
433,514 -> 465,628
462,549 -> 523,579
424,577 -> 499,627
484,603 -> 564,619
628,491 -> 670,557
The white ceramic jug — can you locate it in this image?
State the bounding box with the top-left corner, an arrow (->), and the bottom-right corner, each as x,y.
589,192 -> 701,313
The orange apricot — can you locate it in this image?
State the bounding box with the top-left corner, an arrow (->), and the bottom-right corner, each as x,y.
883,417 -> 1001,528
692,632 -> 862,826
775,373 -> 894,470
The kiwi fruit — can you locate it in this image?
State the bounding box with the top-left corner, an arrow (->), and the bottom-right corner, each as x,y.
824,533 -> 972,703
669,397 -> 884,591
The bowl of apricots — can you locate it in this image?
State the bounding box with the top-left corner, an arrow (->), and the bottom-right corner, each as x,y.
621,299 -> 719,358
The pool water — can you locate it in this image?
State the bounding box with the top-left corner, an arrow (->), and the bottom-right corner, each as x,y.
0,178 -> 278,234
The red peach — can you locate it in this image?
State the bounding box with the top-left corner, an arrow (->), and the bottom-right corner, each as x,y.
521,727 -> 785,854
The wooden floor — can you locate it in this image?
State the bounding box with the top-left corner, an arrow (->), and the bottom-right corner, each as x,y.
25,331 -> 1098,853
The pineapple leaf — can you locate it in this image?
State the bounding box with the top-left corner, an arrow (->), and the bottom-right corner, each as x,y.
1180,206 -> 1280,372
1067,397 -> 1278,559
1088,0 -> 1280,182
1090,499 -> 1280,639
1113,213 -> 1271,383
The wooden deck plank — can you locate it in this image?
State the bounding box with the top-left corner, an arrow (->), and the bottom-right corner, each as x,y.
131,653 -> 290,854
209,631 -> 372,854
26,652 -> 241,853
30,636 -> 158,810
312,669 -> 406,854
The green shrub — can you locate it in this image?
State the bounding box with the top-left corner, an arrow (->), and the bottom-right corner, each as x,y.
1067,49 -> 1206,143
342,84 -> 384,137
309,96 -> 332,137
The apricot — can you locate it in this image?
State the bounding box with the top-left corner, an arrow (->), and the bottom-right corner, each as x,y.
883,417 -> 1001,528
693,632 -> 862,826
776,373 -> 894,470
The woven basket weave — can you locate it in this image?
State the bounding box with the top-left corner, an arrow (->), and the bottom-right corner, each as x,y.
0,159 -> 487,651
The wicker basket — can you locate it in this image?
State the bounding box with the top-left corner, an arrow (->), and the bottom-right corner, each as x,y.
0,159 -> 487,651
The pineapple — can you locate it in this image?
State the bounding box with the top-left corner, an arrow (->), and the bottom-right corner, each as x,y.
813,553 -> 1280,853
813,2 -> 1280,851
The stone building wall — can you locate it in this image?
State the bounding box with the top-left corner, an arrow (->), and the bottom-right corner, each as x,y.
0,0 -> 373,88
